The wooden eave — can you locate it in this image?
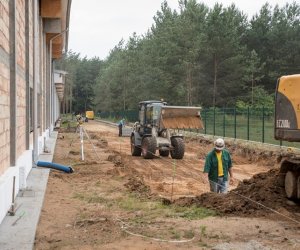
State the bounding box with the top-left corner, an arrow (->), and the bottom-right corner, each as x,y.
42,0 -> 71,59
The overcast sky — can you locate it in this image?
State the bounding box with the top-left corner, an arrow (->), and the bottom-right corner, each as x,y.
68,0 -> 296,60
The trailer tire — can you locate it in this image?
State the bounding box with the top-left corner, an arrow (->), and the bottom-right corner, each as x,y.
170,137 -> 185,159
142,136 -> 156,159
131,135 -> 141,156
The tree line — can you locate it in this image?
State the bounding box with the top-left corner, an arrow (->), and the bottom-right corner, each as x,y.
58,0 -> 300,114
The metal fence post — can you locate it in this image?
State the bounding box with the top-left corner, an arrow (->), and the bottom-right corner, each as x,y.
247,106 -> 250,140
223,107 -> 225,137
234,106 -> 237,139
262,106 -> 265,143
204,109 -> 207,134
213,107 -> 216,136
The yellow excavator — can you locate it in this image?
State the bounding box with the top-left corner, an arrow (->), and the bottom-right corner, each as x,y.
275,74 -> 300,200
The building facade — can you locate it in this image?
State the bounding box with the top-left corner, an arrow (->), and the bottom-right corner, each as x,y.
0,0 -> 71,224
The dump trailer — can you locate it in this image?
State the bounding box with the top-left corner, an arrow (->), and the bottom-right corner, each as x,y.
275,74 -> 300,199
131,100 -> 204,159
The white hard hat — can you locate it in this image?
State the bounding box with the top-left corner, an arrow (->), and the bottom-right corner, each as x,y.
214,138 -> 225,150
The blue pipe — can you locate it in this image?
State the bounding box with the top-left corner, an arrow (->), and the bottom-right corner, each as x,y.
37,161 -> 74,173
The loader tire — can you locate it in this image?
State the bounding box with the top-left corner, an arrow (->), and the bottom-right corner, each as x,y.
285,171 -> 297,199
170,137 -> 185,159
159,150 -> 169,157
142,136 -> 156,159
131,135 -> 141,156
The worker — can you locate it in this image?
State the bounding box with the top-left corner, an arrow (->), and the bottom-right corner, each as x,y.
118,118 -> 125,137
203,138 -> 234,193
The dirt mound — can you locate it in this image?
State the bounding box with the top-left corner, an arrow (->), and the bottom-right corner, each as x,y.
174,169 -> 300,219
107,154 -> 124,167
124,176 -> 151,197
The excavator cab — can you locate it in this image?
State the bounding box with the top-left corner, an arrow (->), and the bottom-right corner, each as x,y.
274,74 -> 300,200
275,74 -> 300,141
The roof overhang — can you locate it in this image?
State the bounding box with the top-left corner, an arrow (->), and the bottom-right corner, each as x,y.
42,0 -> 72,59
54,70 -> 68,101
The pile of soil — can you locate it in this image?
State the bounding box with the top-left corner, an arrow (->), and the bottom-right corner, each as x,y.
174,169 -> 300,220
124,176 -> 151,198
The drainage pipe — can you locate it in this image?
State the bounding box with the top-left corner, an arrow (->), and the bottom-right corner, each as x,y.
36,161 -> 74,173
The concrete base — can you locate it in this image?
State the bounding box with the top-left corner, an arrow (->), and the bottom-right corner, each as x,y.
0,168 -> 49,250
0,149 -> 32,224
0,167 -> 19,225
0,131 -> 58,250
17,150 -> 33,190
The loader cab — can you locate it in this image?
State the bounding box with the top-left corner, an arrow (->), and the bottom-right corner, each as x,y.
138,101 -> 166,134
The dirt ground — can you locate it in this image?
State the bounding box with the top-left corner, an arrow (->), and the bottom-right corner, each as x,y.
34,120 -> 300,250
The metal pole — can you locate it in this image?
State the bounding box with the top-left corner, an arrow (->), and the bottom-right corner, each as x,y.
234,106 -> 237,139
170,159 -> 176,202
247,106 -> 250,140
213,107 -> 216,136
204,109 -> 207,134
262,106 -> 265,143
80,125 -> 84,161
223,107 -> 225,137
9,176 -> 16,216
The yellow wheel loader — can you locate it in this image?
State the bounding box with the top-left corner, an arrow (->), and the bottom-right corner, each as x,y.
131,100 -> 204,159
275,74 -> 300,199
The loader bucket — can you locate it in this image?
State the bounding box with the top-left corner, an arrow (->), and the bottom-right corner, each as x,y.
160,106 -> 204,129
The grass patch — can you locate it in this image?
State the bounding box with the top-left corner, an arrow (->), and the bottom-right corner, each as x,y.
199,225 -> 207,237
170,229 -> 181,239
60,120 -> 78,129
117,194 -> 216,221
183,229 -> 195,239
172,205 -> 217,220
73,191 -> 216,222
73,192 -> 111,205
117,194 -> 163,212
72,191 -> 214,242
